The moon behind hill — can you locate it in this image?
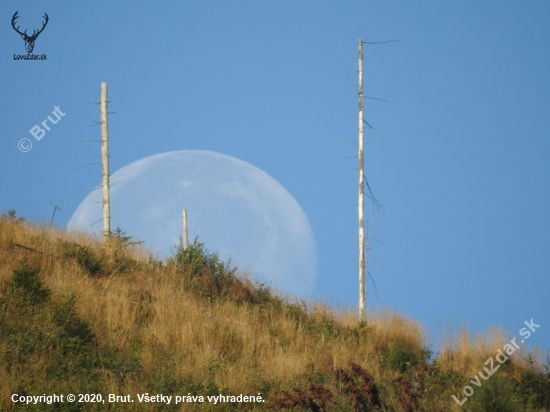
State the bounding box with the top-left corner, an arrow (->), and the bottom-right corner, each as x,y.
67,150 -> 317,296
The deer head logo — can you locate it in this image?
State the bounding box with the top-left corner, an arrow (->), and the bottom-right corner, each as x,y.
11,11 -> 49,53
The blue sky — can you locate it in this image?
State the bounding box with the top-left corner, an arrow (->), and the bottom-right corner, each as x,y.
1,1 -> 549,355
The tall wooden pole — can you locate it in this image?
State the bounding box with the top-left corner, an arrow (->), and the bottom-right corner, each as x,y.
182,207 -> 189,250
358,39 -> 366,322
100,82 -> 111,238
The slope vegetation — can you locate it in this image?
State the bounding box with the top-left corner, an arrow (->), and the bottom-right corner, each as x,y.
0,211 -> 548,411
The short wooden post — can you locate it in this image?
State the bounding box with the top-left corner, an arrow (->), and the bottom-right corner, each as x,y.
182,207 -> 189,250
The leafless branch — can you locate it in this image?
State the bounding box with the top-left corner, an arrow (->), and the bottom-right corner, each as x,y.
365,96 -> 388,102
363,40 -> 400,45
49,206 -> 60,228
367,270 -> 378,298
72,162 -> 101,172
369,237 -> 385,245
11,243 -> 55,259
363,174 -> 383,212
91,218 -> 103,227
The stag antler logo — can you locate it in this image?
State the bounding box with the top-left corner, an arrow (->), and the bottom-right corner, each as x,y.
11,11 -> 49,53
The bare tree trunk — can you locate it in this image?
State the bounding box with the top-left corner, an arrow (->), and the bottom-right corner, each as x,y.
101,82 -> 110,239
358,39 -> 366,322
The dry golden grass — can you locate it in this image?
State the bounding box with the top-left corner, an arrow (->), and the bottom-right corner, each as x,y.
438,326 -> 508,377
437,324 -> 549,383
0,219 -> 421,381
1,215 -> 547,411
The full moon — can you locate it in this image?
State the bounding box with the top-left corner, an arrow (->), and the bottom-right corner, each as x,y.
68,150 -> 317,296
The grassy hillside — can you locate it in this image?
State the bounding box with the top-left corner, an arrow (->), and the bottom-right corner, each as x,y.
1,211 -> 548,411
